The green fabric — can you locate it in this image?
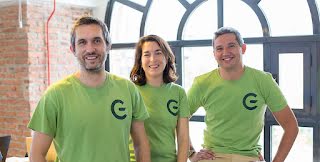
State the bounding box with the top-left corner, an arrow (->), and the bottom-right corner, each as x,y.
28,73 -> 149,162
188,66 -> 287,157
130,83 -> 189,162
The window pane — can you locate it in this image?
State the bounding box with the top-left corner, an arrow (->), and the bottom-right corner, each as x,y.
183,47 -> 217,116
189,122 -> 265,160
183,0 -> 218,40
183,47 -> 217,91
145,1 -> 185,41
186,0 -> 196,4
279,53 -> 303,109
191,107 -> 205,116
109,49 -> 135,79
189,121 -> 206,151
243,45 -> 263,71
259,129 -> 264,156
129,0 -> 147,6
110,2 -> 142,43
259,0 -> 313,36
272,126 -> 313,162
224,1 -> 262,37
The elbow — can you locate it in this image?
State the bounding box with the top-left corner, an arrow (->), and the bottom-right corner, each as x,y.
293,124 -> 299,136
292,118 -> 299,136
286,120 -> 299,138
29,153 -> 37,162
29,151 -> 47,162
29,151 -> 35,162
177,134 -> 189,148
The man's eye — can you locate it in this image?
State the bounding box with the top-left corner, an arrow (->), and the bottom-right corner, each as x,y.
78,41 -> 85,45
216,48 -> 222,51
229,44 -> 236,48
94,39 -> 101,44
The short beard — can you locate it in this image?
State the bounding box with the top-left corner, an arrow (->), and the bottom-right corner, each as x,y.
78,53 -> 107,74
85,65 -> 104,73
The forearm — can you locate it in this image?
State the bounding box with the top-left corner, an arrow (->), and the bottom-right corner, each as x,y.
177,137 -> 189,162
176,117 -> 189,162
272,106 -> 299,162
272,127 -> 298,162
134,140 -> 151,162
29,153 -> 46,162
131,120 -> 151,162
30,131 -> 53,162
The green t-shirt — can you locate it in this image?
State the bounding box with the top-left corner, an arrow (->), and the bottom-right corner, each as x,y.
188,66 -> 287,157
130,83 -> 189,162
28,73 -> 149,162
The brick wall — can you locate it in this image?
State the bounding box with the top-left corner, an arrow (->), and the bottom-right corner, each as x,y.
0,0 -> 92,157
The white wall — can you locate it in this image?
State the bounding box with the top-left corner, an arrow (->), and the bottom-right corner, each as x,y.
0,0 -> 19,6
0,0 -> 109,20
92,0 -> 109,21
55,0 -> 109,20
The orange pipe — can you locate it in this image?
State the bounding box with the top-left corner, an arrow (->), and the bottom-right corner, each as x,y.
46,0 -> 56,86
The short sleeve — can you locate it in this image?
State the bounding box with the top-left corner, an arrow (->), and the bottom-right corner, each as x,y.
262,73 -> 288,112
130,83 -> 149,121
28,87 -> 58,137
187,78 -> 202,115
178,87 -> 190,118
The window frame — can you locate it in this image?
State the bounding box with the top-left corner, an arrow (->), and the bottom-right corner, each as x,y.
105,0 -> 320,161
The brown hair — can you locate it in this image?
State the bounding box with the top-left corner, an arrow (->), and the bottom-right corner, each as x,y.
130,35 -> 177,86
70,16 -> 111,50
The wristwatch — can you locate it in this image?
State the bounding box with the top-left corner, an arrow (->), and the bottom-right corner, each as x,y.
188,149 -> 196,157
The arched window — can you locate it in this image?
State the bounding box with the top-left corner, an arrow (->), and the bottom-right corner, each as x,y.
105,0 -> 320,161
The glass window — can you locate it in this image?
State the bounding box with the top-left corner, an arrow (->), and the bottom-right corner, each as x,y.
144,1 -> 185,41
259,0 -> 313,36
129,0 -> 147,6
279,53 -> 304,109
183,0 -> 218,40
259,129 -> 264,156
224,1 -> 262,37
189,121 -> 206,151
272,126 -> 313,162
183,47 -> 217,116
107,1 -> 318,161
189,123 -> 265,158
110,2 -> 142,43
182,47 -> 217,91
186,0 -> 196,4
191,107 -> 205,116
243,45 -> 263,71
109,49 -> 135,79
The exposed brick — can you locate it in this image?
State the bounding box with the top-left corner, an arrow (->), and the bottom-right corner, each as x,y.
0,1 -> 92,157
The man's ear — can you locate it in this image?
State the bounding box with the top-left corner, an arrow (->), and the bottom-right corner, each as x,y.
241,43 -> 247,55
70,45 -> 75,54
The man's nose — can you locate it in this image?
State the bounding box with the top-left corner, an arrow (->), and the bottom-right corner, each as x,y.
223,47 -> 230,54
85,43 -> 96,53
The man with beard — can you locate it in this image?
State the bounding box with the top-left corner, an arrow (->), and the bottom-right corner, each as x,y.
28,16 -> 151,162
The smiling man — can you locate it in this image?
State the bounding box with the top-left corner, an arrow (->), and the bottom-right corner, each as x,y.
187,27 -> 299,162
28,16 -> 150,162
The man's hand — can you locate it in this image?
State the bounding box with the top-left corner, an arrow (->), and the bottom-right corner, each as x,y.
258,151 -> 264,161
189,149 -> 215,162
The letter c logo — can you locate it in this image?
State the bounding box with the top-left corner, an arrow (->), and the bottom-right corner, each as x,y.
167,99 -> 178,116
111,99 -> 127,120
242,93 -> 258,110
